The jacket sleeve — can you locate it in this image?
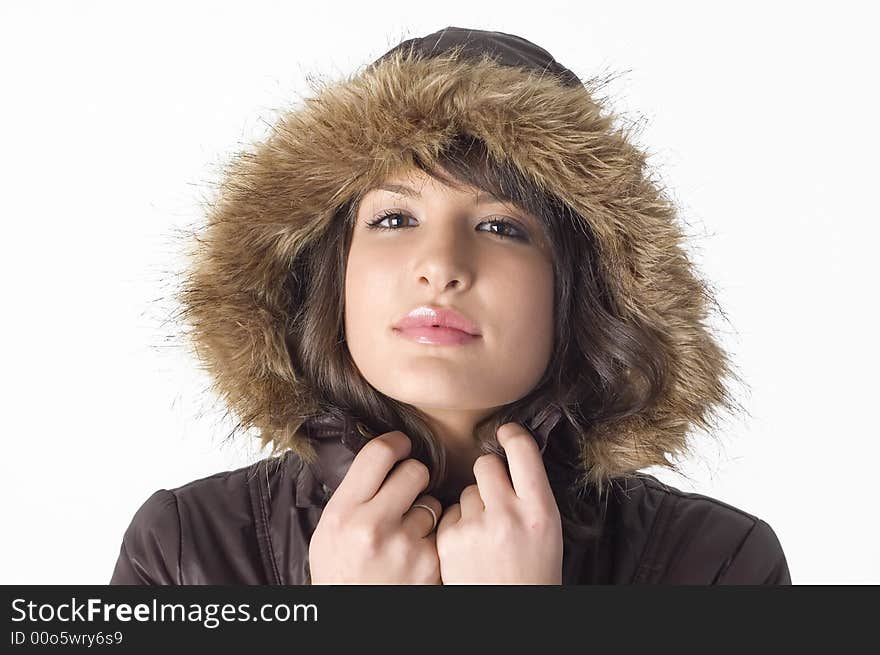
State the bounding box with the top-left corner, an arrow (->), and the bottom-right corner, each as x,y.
109,489 -> 182,585
715,518 -> 791,585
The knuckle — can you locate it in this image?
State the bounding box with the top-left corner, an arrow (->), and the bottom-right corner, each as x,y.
497,422 -> 521,440
473,453 -> 497,472
401,459 -> 430,483
462,483 -> 479,496
362,436 -> 399,465
349,521 -> 383,552
390,531 -> 414,551
385,533 -> 415,562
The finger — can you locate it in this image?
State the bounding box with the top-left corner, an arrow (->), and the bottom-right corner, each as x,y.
402,494 -> 442,538
472,453 -> 514,508
330,431 -> 412,510
370,457 -> 431,517
497,422 -> 554,506
437,503 -> 461,537
459,483 -> 484,520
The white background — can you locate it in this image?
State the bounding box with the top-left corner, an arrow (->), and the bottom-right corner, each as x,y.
1,1 -> 876,584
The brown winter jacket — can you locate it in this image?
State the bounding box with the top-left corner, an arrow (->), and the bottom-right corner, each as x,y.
110,27 -> 791,585
110,406 -> 790,585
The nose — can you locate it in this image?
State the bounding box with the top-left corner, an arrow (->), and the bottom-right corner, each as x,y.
413,222 -> 475,293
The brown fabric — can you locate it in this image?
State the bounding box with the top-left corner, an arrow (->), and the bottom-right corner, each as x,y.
110,427 -> 791,584
111,27 -> 790,585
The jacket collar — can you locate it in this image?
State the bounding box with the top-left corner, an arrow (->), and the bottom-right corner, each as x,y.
292,406 -> 565,509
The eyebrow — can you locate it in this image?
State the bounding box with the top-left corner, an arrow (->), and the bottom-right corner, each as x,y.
371,183 -> 503,205
363,182 -> 547,245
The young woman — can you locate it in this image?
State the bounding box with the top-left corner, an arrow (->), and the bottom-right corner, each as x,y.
110,26 -> 791,585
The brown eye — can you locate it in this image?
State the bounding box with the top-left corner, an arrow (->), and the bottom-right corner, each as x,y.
477,217 -> 529,242
366,211 -> 530,243
366,211 -> 415,230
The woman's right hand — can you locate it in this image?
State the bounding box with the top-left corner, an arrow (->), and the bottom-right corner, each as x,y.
308,431 -> 443,584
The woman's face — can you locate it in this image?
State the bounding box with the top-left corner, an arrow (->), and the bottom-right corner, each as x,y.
344,166 -> 555,417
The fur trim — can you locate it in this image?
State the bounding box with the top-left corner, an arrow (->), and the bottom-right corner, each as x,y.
177,46 -> 743,484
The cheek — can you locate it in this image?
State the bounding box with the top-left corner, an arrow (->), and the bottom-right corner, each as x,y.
488,261 -> 555,349
344,238 -> 397,345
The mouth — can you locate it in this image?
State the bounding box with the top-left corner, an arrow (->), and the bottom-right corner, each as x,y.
392,326 -> 481,346
391,305 -> 483,343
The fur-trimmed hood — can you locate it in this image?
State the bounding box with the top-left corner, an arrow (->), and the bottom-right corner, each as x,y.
178,27 -> 740,496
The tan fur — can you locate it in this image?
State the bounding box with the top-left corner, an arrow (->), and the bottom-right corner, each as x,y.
177,46 -> 744,486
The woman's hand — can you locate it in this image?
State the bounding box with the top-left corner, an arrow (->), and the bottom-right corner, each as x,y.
308,431 -> 443,584
436,422 -> 564,585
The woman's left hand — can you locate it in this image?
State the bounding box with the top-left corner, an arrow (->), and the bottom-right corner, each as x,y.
435,422 -> 563,585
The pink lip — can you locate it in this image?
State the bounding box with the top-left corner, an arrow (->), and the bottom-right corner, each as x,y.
392,305 -> 482,335
393,326 -> 479,346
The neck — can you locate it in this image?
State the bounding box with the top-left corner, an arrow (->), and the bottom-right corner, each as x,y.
417,406 -> 495,508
